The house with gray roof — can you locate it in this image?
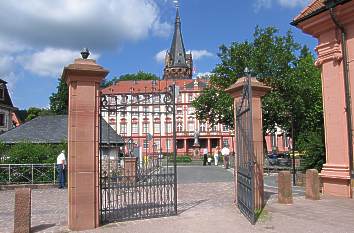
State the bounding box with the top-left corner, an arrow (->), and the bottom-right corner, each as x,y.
0,79 -> 17,134
0,115 -> 124,146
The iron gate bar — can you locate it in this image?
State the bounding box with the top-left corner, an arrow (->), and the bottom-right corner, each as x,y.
99,82 -> 177,223
236,75 -> 256,225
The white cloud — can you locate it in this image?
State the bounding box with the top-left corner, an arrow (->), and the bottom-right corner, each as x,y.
0,0 -> 171,51
0,56 -> 15,75
254,0 -> 311,12
195,72 -> 213,78
0,0 -> 173,80
155,49 -> 213,63
1,72 -> 20,95
17,48 -> 100,77
155,50 -> 168,63
189,50 -> 214,60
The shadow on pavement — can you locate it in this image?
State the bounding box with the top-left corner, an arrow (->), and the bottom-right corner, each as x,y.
178,199 -> 208,214
31,223 -> 56,232
264,190 -> 277,205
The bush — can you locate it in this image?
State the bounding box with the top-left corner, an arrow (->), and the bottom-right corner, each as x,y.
0,141 -> 67,164
297,130 -> 325,171
168,155 -> 192,163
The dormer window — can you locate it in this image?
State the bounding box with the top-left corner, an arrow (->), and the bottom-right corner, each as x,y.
0,113 -> 5,127
0,86 -> 4,100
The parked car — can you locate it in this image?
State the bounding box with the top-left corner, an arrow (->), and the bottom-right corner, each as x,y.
277,153 -> 291,167
266,153 -> 278,166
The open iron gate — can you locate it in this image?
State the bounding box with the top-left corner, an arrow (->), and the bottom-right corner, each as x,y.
99,83 -> 177,223
235,75 -> 256,224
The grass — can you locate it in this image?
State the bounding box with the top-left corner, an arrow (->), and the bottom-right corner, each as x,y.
255,208 -> 271,223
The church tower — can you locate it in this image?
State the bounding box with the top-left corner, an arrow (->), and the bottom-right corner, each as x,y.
163,6 -> 193,80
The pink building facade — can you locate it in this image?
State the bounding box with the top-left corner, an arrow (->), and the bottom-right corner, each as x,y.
293,0 -> 354,197
101,79 -> 233,156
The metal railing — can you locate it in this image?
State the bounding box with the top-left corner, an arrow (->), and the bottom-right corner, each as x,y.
0,164 -> 57,185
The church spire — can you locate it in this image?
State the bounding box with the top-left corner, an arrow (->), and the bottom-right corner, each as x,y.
163,4 -> 193,80
169,6 -> 187,68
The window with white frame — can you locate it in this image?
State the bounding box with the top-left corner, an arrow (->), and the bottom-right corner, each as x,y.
166,139 -> 171,150
0,113 -> 5,127
188,94 -> 193,102
153,141 -> 161,151
283,133 -> 289,148
132,107 -> 139,116
108,110 -> 116,116
143,106 -> 149,116
271,133 -> 277,148
153,95 -> 160,103
120,107 -> 126,117
121,95 -> 127,104
143,140 -> 149,149
188,107 -> 194,115
132,123 -> 139,134
177,108 -> 183,115
177,122 -> 183,132
166,123 -> 172,133
154,106 -> 160,115
223,139 -> 229,147
188,121 -> 194,132
120,124 -> 127,134
199,122 -> 206,132
154,123 -> 160,133
177,95 -> 182,103
223,125 -> 229,132
143,123 -> 149,133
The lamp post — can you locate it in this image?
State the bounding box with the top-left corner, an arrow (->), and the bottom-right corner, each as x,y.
291,114 -> 296,186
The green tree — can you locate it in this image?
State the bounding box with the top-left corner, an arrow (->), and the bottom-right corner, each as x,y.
49,78 -> 68,115
101,71 -> 159,87
192,26 -> 324,169
25,107 -> 53,121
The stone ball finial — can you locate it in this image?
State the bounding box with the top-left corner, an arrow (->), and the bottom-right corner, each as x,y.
81,48 -> 90,59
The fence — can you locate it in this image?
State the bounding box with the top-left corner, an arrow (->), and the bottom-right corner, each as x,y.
0,164 -> 57,185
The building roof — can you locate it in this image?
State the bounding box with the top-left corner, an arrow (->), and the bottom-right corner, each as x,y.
0,79 -> 15,109
169,7 -> 188,68
101,79 -> 208,94
0,115 -> 123,145
292,0 -> 351,25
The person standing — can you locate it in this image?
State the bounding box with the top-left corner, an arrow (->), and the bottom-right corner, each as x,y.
221,145 -> 230,169
203,147 -> 208,166
57,150 -> 66,189
214,146 -> 220,166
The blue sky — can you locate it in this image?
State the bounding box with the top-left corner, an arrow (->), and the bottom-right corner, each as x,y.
0,0 -> 316,109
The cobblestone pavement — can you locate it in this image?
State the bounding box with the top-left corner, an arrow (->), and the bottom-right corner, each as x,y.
1,166 -> 354,233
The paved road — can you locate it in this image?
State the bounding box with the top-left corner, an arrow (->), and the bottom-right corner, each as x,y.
177,165 -> 234,184
2,166 -> 354,233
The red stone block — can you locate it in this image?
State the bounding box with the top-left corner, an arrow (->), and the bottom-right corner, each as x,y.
278,171 -> 293,204
14,188 -> 31,233
306,169 -> 320,200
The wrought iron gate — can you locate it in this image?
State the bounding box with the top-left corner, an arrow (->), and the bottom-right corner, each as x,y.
235,75 -> 256,224
99,83 -> 177,223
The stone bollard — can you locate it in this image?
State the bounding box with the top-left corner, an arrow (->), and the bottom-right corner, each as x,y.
124,157 -> 137,182
14,188 -> 31,233
278,171 -> 293,204
306,169 -> 320,200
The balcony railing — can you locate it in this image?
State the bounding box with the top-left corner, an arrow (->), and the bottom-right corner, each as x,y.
0,164 -> 57,185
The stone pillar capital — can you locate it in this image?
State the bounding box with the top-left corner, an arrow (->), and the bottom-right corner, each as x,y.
314,40 -> 343,67
225,77 -> 271,99
62,58 -> 109,84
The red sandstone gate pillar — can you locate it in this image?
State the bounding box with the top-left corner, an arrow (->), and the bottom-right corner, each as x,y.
294,2 -> 354,198
226,77 -> 270,209
62,52 -> 109,231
